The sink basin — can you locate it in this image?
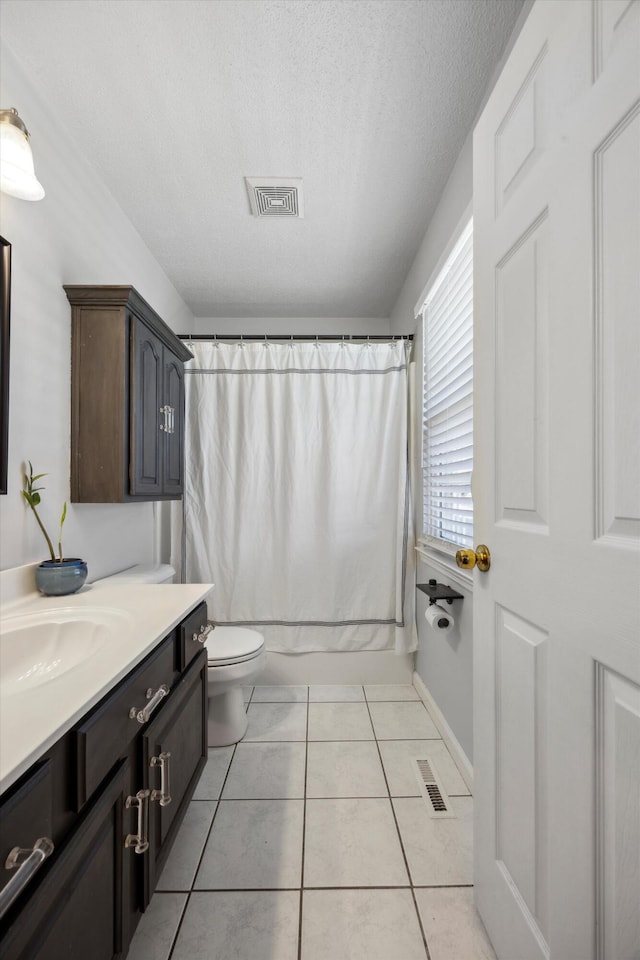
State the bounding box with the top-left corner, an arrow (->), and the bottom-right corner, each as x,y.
0,607 -> 132,696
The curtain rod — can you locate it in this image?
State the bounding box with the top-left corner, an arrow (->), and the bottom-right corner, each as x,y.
178,334 -> 413,342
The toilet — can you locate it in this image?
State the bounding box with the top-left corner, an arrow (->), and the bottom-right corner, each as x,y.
203,626 -> 266,746
92,564 -> 266,747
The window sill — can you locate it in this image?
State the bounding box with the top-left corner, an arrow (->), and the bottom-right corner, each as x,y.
415,541 -> 473,592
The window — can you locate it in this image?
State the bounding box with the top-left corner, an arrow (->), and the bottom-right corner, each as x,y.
420,218 -> 473,550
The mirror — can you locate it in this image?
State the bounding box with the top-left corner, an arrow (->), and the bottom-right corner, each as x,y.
0,236 -> 11,495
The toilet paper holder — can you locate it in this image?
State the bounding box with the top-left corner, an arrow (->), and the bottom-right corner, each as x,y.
416,579 -> 464,606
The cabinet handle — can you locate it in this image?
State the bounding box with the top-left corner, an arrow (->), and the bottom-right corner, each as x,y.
125,789 -> 150,854
129,683 -> 170,724
192,623 -> 214,644
0,837 -> 54,920
159,405 -> 175,434
150,751 -> 172,807
159,404 -> 170,432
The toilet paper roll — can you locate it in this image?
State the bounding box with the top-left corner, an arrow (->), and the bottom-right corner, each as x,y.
424,602 -> 454,631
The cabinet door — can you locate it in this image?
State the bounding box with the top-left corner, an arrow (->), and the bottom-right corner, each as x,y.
141,652 -> 207,904
130,317 -> 163,497
0,761 -> 130,960
163,351 -> 185,496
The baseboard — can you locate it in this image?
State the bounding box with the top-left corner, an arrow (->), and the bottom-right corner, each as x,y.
412,671 -> 474,793
260,651 -> 414,685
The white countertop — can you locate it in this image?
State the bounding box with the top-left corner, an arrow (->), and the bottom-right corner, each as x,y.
0,581 -> 213,794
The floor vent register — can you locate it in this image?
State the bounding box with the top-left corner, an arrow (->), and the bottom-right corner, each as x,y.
413,758 -> 456,818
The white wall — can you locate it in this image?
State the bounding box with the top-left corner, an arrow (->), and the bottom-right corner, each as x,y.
390,0 -> 533,764
0,43 -> 194,578
388,127 -> 475,761
389,133 -> 473,335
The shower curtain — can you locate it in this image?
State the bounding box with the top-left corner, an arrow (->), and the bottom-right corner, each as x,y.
179,339 -> 416,655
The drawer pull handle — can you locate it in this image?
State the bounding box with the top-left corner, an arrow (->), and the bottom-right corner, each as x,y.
192,623 -> 213,644
150,751 -> 172,807
0,837 -> 54,920
125,789 -> 150,854
129,684 -> 170,724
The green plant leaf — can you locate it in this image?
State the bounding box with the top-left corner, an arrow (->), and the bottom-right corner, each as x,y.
22,461 -> 57,562
58,502 -> 67,562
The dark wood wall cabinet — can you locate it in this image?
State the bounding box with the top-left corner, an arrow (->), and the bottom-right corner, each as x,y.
65,285 -> 193,502
0,601 -> 209,960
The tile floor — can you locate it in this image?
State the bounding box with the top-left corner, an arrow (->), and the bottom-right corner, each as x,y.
127,684 -> 497,960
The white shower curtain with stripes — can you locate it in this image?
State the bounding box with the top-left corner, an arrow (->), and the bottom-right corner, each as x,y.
180,339 -> 416,655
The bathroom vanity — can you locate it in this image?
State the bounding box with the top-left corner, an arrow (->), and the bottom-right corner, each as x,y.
0,579 -> 212,959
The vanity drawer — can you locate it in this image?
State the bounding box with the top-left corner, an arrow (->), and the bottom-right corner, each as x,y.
0,761 -> 53,904
74,634 -> 177,809
178,602 -> 210,670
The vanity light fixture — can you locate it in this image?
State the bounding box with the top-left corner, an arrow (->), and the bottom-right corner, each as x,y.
0,108 -> 45,201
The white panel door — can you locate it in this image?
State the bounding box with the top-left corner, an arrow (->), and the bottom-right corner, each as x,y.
473,1 -> 640,958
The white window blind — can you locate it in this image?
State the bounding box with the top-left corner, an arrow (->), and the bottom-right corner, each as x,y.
421,219 -> 473,549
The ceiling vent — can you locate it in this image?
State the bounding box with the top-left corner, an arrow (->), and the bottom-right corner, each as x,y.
245,177 -> 304,218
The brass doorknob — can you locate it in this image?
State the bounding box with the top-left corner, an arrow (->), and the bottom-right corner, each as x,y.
455,544 -> 491,572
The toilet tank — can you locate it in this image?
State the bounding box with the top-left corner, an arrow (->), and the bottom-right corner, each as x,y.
92,563 -> 176,586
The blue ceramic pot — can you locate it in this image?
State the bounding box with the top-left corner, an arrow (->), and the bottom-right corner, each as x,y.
35,559 -> 88,596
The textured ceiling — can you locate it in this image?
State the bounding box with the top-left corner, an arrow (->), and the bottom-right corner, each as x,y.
0,0 -> 523,320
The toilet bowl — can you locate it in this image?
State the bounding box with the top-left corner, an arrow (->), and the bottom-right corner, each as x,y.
204,626 -> 266,746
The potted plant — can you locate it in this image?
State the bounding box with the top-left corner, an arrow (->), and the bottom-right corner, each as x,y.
22,461 -> 87,596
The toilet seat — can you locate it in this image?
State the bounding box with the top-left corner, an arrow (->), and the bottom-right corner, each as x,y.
205,626 -> 265,667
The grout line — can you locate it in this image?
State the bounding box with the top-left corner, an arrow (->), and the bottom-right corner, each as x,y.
364,695 -> 433,960
412,883 -> 474,889
158,883 -> 474,893
175,884 -> 423,892
250,699 -> 424,704
155,882 -> 474,894
215,795 -> 306,801
304,793 -> 389,800
163,740 -> 237,960
191,743 -> 237,871
236,738 -> 441,743
410,885 -> 433,960
166,891 -> 191,960
298,690 -> 310,960
166,740 -> 240,958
